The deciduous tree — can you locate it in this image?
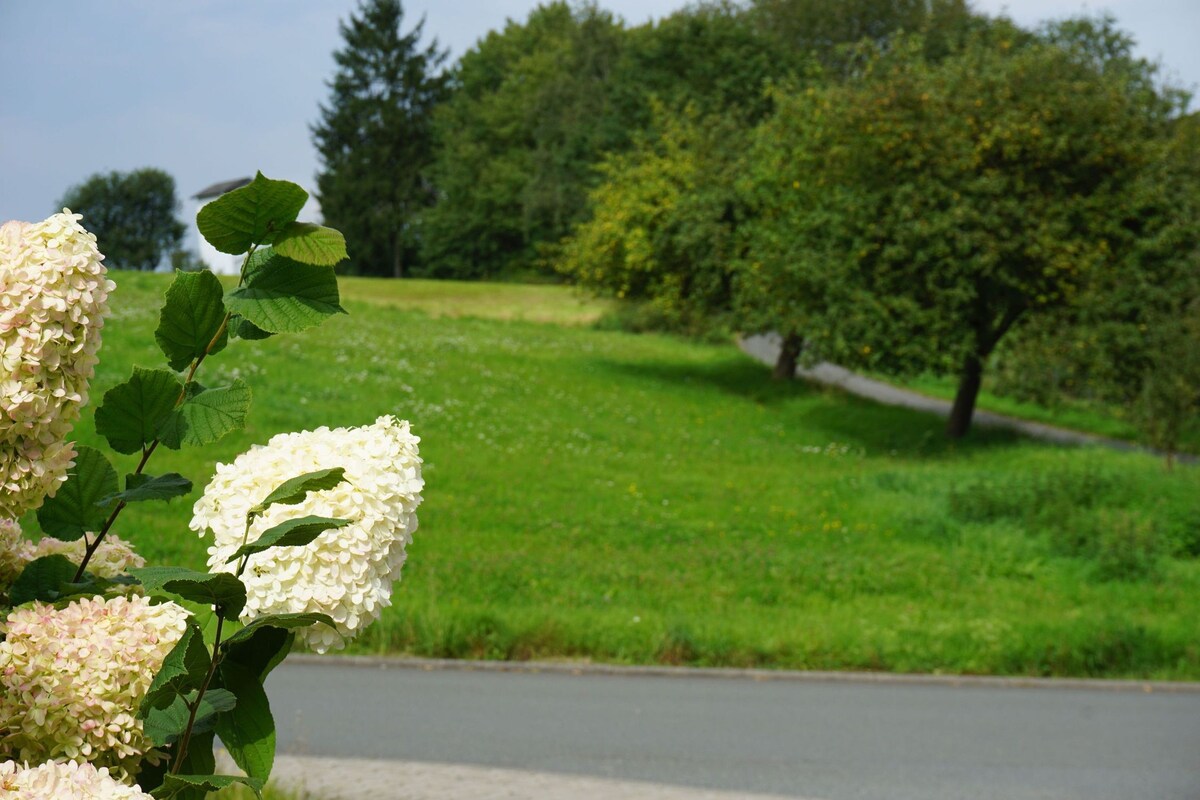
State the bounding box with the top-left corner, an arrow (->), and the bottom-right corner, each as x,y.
56,168 -> 184,271
740,20 -> 1175,437
421,3 -> 626,279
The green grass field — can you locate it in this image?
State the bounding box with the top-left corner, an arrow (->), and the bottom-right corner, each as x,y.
26,271 -> 1200,679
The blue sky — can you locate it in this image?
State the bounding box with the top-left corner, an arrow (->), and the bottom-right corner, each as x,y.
2,0 -> 1197,237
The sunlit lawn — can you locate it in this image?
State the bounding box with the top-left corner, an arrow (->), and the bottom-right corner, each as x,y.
28,271 -> 1200,679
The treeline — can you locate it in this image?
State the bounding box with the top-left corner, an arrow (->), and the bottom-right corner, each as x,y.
316,0 -> 1199,444
316,0 -> 974,280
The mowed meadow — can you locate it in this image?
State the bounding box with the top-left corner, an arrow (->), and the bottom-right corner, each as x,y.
27,271 -> 1200,679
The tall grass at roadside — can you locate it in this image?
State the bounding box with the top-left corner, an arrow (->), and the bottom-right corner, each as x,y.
28,271 -> 1200,679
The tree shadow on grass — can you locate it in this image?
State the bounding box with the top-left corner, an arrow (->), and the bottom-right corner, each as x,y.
596,354 -> 1027,459
594,354 -> 823,404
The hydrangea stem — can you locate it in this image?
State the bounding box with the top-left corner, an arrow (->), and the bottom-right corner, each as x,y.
170,610 -> 226,775
73,247 -> 255,581
171,532 -> 256,773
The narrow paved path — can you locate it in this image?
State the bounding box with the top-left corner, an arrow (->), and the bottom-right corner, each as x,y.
266,658 -> 1200,800
739,333 -> 1141,450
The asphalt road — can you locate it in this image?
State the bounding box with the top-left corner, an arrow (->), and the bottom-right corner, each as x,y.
267,660 -> 1200,800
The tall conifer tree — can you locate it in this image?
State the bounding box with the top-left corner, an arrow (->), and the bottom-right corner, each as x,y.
312,0 -> 448,277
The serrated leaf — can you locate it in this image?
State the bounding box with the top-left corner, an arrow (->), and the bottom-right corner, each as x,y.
154,730 -> 215,800
240,247 -> 273,283
100,473 -> 193,506
9,554 -> 77,605
142,692 -> 193,747
153,774 -> 263,800
156,269 -> 229,370
157,380 -> 251,450
197,687 -> 237,716
272,222 -> 348,266
231,315 -> 273,341
36,446 -> 118,539
215,662 -> 275,781
131,566 -> 247,619
222,626 -> 293,682
95,368 -> 183,454
196,172 -> 307,255
250,468 -> 346,516
221,612 -> 337,649
141,619 -> 209,716
226,516 -> 351,563
224,253 -> 345,333
52,572 -> 138,604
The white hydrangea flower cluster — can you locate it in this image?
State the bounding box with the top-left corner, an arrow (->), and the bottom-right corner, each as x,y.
31,533 -> 145,578
0,595 -> 189,779
0,211 -> 114,518
0,760 -> 153,800
191,415 -> 423,653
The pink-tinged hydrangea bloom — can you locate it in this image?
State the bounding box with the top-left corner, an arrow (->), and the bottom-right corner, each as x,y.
0,760 -> 153,799
0,521 -> 141,595
0,596 -> 188,779
31,533 -> 144,578
191,415 -> 423,652
0,518 -> 35,589
0,211 -> 114,518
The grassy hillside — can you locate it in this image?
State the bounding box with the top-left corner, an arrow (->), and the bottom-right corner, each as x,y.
28,271 -> 1200,679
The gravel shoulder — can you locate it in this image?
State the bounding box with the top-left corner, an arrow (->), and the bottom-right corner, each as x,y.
258,755 -> 808,800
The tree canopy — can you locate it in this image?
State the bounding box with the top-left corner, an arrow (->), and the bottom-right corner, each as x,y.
737,20 -> 1177,436
307,2 -> 1197,443
312,0 -> 449,277
56,168 -> 184,272
419,3 -> 628,279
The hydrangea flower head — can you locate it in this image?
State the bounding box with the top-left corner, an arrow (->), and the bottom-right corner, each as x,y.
0,595 -> 189,779
0,760 -> 153,800
0,522 -> 140,596
0,518 -> 34,589
31,533 -> 144,578
0,210 -> 114,517
191,415 -> 423,652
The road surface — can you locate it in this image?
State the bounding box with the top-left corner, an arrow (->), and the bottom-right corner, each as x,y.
266,659 -> 1200,800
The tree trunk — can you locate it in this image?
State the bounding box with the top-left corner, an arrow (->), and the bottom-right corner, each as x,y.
772,331 -> 802,381
946,352 -> 984,439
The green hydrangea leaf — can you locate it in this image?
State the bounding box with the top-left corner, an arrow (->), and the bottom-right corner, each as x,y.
230,315 -> 274,340
215,662 -> 276,781
95,367 -> 183,454
142,693 -> 192,748
100,473 -> 193,506
9,555 -> 78,605
141,618 -> 209,716
153,774 -> 263,800
224,253 -> 345,333
220,626 -> 293,683
225,515 -> 352,563
157,380 -> 251,449
131,566 -> 247,620
156,269 -> 229,371
250,468 -> 346,516
196,172 -> 308,255
36,446 -> 119,539
221,612 -> 337,649
272,221 -> 348,266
